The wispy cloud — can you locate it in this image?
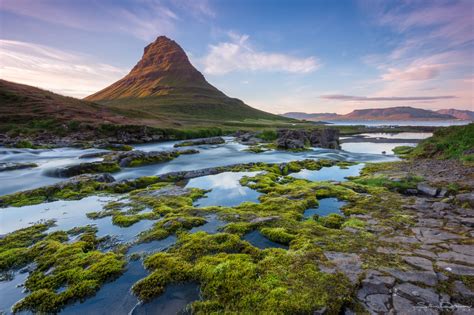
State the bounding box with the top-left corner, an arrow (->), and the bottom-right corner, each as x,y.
202,32 -> 320,75
0,40 -> 127,98
0,0 -> 214,41
320,95 -> 456,101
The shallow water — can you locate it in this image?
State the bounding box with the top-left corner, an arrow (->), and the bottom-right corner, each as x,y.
325,120 -> 469,126
62,259 -> 146,315
131,283 -> 200,315
243,230 -> 288,249
0,271 -> 28,314
341,142 -> 416,155
0,196 -> 156,243
128,235 -> 178,255
189,214 -> 226,234
0,137 -> 397,196
186,172 -> 261,207
290,164 -> 363,182
357,132 -> 432,139
303,198 -> 346,218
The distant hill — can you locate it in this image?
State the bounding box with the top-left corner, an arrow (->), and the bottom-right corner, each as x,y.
0,79 -> 133,126
436,109 -> 474,121
86,36 -> 285,122
282,112 -> 340,120
282,106 -> 459,121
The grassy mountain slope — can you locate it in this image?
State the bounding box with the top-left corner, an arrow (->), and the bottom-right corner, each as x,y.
85,36 -> 287,122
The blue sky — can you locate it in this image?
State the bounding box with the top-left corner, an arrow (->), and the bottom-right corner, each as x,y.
0,0 -> 472,113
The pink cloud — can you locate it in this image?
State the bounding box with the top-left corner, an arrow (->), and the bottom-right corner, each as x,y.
382,64 -> 442,81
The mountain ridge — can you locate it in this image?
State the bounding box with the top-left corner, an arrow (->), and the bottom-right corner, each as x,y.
283,106 -> 471,121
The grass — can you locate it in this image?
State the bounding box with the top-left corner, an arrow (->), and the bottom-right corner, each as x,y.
409,123 -> 474,162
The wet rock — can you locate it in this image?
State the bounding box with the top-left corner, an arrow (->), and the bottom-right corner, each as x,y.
456,193 -> 474,207
48,161 -> 120,177
323,252 -> 362,284
402,256 -> 434,272
104,149 -> 198,167
0,162 -> 37,172
417,183 -> 439,197
174,137 -> 225,147
384,269 -> 438,286
437,262 -> 474,276
275,128 -> 340,150
250,216 -> 280,224
79,152 -> 109,159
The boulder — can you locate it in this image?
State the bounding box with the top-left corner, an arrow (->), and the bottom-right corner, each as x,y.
417,182 -> 439,197
276,128 -> 340,150
47,161 -> 120,177
0,162 -> 37,172
104,149 -> 198,167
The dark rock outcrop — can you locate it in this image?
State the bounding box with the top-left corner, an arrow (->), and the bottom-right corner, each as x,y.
0,162 -> 37,172
276,129 -> 340,150
46,161 -> 120,178
103,149 -> 198,167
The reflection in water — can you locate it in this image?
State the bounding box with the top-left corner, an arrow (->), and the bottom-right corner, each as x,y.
189,214 -> 226,234
303,198 -> 346,218
358,132 -> 432,139
0,271 -> 28,314
243,230 -> 288,249
128,235 -> 177,255
131,283 -> 200,315
290,164 -> 363,182
341,142 -> 416,155
186,172 -> 261,207
1,138 -> 397,196
0,196 -> 156,243
62,260 -> 146,315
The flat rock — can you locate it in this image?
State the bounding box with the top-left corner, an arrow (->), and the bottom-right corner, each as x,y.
438,251 -> 474,265
394,282 -> 440,306
136,186 -> 191,198
450,245 -> 474,257
364,294 -> 391,313
323,252 -> 362,284
174,137 -> 225,147
384,268 -> 438,286
456,193 -> 474,207
454,281 -> 474,299
392,294 -> 439,315
0,162 -> 37,172
402,256 -> 434,271
413,227 -> 462,244
437,262 -> 474,276
431,202 -> 451,212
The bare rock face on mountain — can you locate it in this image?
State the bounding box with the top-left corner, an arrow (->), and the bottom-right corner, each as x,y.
276,129 -> 340,150
85,36 -> 282,121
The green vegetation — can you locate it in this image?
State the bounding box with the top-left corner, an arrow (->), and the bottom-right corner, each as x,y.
0,223 -> 126,313
410,123 -> 474,162
392,145 -> 415,157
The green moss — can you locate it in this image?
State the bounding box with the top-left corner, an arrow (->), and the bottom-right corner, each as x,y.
260,227 -> 296,244
392,145 -> 415,157
342,218 -> 366,230
317,213 -> 345,229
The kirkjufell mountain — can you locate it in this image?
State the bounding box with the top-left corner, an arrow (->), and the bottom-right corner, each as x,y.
86,36 -> 283,121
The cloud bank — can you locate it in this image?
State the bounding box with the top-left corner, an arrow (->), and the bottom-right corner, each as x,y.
203,33 -> 320,75
0,40 -> 126,98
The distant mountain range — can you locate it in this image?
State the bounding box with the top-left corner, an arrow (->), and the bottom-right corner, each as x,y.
283,106 -> 473,121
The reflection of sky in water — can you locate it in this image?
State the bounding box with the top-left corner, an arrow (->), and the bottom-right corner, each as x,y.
341,142 -> 416,155
243,230 -> 288,249
0,196 -> 156,243
304,198 -> 346,218
325,120 -> 469,127
358,132 -> 432,139
290,164 -> 363,182
1,138 -> 397,196
130,283 -> 200,315
189,214 -> 226,233
0,270 -> 28,314
63,259 -> 147,315
185,171 -> 261,207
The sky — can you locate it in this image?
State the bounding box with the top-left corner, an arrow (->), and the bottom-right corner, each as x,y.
0,0 -> 473,114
